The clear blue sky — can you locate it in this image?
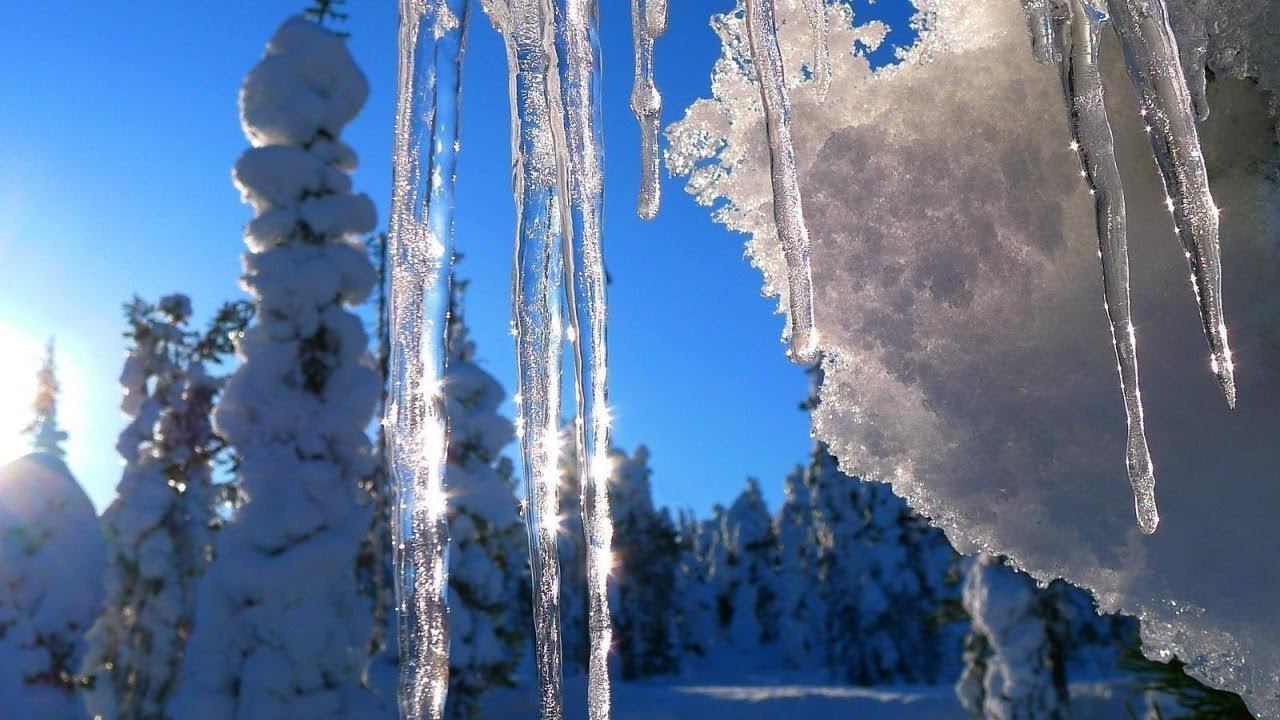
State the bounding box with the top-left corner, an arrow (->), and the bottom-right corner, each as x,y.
0,0 -> 912,517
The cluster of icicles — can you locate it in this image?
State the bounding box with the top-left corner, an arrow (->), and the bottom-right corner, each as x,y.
384,0 -> 1232,715
1017,0 -> 1235,533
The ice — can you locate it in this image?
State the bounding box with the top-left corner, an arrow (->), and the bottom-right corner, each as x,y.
480,0 -> 572,716
801,0 -> 832,101
387,0 -> 469,717
554,0 -> 616,717
743,0 -> 819,363
1106,0 -> 1235,408
630,0 -> 667,220
669,0 -> 1280,713
1047,0 -> 1157,532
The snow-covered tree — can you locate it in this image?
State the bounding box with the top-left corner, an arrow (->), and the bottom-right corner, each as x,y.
774,465 -> 823,668
24,339 -> 68,458
719,478 -> 778,646
0,452 -> 104,719
957,555 -> 1067,720
438,280 -> 528,719
556,431 -> 590,676
610,445 -> 680,679
168,16 -> 383,719
673,509 -> 717,658
81,295 -> 247,720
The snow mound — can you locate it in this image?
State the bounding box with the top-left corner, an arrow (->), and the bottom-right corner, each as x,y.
669,0 -> 1280,714
0,452 -> 105,719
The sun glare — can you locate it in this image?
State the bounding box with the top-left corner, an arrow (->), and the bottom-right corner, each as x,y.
0,324 -> 45,466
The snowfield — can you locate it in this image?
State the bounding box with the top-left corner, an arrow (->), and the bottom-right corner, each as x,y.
482,677 -> 1144,719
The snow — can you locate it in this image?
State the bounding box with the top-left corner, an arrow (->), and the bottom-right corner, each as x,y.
477,653 -> 1145,719
0,453 -> 105,720
668,0 -> 1280,713
168,16 -> 385,719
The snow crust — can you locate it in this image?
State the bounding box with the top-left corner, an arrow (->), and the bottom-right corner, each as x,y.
668,0 -> 1280,713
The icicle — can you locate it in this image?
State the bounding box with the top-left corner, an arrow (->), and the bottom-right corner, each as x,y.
387,0 -> 469,717
554,0 -> 614,717
1052,0 -> 1158,532
630,0 -> 667,220
1106,0 -> 1235,407
482,0 -> 571,716
1019,0 -> 1066,66
801,0 -> 832,101
743,0 -> 819,363
1168,1 -> 1210,121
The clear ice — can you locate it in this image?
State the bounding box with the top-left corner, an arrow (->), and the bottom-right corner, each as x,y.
482,0 -> 572,716
1047,0 -> 1158,532
1019,0 -> 1235,530
554,0 -> 616,717
744,0 -> 820,363
387,0 -> 469,717
631,0 -> 668,220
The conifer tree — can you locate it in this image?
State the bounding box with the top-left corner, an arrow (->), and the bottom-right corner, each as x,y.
82,294 -> 247,720
0,441 -> 103,717
610,446 -> 680,679
673,509 -> 717,658
956,555 -> 1068,720
439,280 -> 528,719
720,479 -> 778,646
774,465 -> 823,668
169,16 -> 384,718
25,339 -> 68,458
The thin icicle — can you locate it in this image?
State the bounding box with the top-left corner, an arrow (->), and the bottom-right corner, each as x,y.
800,0 -> 832,101
387,0 -> 469,717
1106,0 -> 1235,407
554,0 -> 614,718
1168,0 -> 1210,121
743,0 -> 819,363
482,0 -> 571,716
1019,0 -> 1066,66
631,0 -> 667,220
1052,0 -> 1158,533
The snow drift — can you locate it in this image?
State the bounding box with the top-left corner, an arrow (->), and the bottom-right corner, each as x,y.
669,0 -> 1280,714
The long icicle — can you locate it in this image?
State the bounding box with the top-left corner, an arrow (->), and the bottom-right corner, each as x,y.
484,0 -> 571,716
743,0 -> 819,363
800,0 -> 832,101
1106,0 -> 1235,407
554,0 -> 614,717
630,0 -> 667,220
387,0 -> 469,717
1053,0 -> 1158,532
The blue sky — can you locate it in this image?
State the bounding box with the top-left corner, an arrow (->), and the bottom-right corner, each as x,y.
0,0 -> 912,517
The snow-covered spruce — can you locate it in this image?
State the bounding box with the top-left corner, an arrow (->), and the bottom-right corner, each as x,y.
774,465 -> 824,668
719,479 -> 780,647
673,509 -> 718,659
167,17 -> 383,719
957,555 -> 1069,720
25,340 -> 69,458
439,281 -> 529,720
0,452 -> 104,720
81,296 -> 240,719
609,446 -> 681,680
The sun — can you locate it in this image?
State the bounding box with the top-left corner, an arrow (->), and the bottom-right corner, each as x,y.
0,323 -> 43,466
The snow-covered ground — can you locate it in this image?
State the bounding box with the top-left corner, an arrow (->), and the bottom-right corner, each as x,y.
482,645 -> 1143,719
483,676 -> 1141,719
